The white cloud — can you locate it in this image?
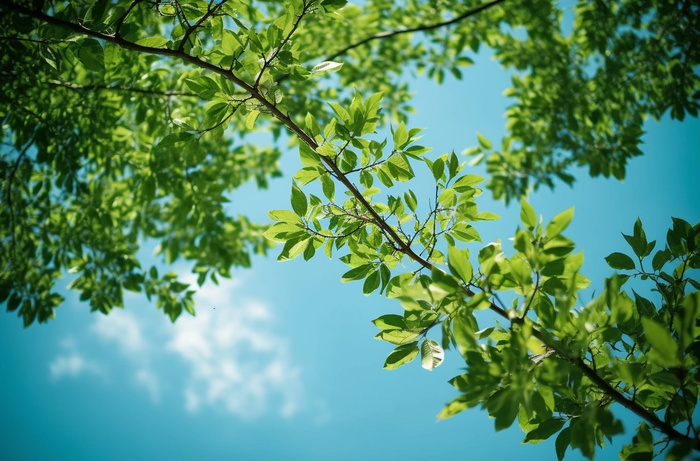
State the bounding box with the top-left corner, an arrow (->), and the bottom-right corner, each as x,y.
136,367 -> 160,403
49,353 -> 102,380
92,309 -> 147,355
167,290 -> 304,419
49,337 -> 102,380
50,278 -> 305,420
92,309 -> 161,402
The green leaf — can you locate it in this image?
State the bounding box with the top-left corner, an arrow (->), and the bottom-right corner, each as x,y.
393,122 -> 408,149
678,292 -> 700,351
431,268 -> 461,294
555,427 -> 571,461
523,418 -> 566,444
605,252 -> 636,270
403,190 -> 417,212
477,211 -> 499,221
294,166 -> 322,185
375,329 -> 422,345
383,342 -> 420,369
328,102 -> 350,124
545,208 -> 574,238
290,181 -> 308,217
642,317 -> 681,367
363,270 -> 380,294
476,132 -> 492,149
520,199 -> 537,230
184,76 -> 218,99
623,218 -> 649,258
373,314 -> 406,330
277,237 -> 310,261
431,158 -> 444,181
320,174 -> 335,200
76,38 -> 104,72
305,112 -> 321,137
262,222 -> 304,242
299,143 -> 321,167
651,249 -> 671,272
437,395 -> 470,420
341,264 -> 373,282
135,36 -> 169,48
245,111 -> 259,130
452,223 -> 481,242
447,246 -> 473,283
633,291 -> 656,318
452,174 -> 484,191
420,339 -> 444,371
221,30 -> 241,55
267,209 -> 302,223
488,388 -> 519,431
438,188 -> 456,207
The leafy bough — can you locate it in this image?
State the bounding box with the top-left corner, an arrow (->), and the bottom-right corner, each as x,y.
264,91 -> 700,459
2,1 -> 699,459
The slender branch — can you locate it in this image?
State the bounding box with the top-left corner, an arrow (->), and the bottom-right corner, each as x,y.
306,222 -> 364,240
0,1 -> 277,133
178,0 -> 228,51
255,0 -> 313,88
426,185 -> 439,261
45,79 -> 199,98
114,0 -> 143,37
325,203 -> 373,223
325,0 -> 507,61
197,103 -> 238,133
521,271 -> 540,318
345,155 -> 390,174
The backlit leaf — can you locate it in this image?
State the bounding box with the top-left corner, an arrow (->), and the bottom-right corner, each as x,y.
546,208 -> 574,238
420,339 -> 444,371
311,61 -> 343,74
383,342 -> 419,369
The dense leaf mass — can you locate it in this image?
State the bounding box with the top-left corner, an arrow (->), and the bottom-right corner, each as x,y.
0,1 -> 698,459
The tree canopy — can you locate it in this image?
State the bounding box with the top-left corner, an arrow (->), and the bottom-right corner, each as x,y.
1,0 -> 699,459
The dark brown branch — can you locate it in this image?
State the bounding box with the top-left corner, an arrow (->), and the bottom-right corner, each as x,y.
325,0 -> 507,61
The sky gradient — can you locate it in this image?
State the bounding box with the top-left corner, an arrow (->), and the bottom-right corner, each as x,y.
1,22 -> 699,461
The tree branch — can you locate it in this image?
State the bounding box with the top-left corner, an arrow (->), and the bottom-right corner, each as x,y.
255,0 -> 314,88
45,80 -> 199,98
325,0 -> 507,61
178,0 -> 228,51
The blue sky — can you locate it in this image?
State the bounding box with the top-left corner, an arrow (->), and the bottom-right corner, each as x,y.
1,24 -> 699,461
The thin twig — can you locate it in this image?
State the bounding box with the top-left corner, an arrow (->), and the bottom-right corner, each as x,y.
46,79 -> 199,98
255,0 -> 313,88
325,0 -> 506,61
178,0 -> 228,51
114,0 -> 144,37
